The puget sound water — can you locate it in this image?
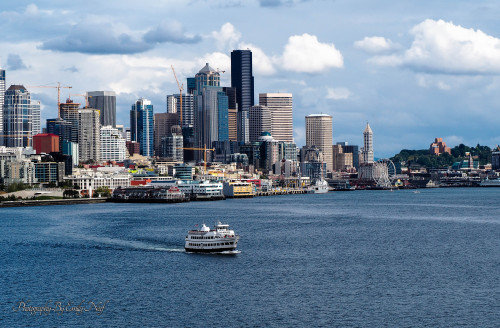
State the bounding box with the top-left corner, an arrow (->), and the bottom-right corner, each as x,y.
1,188 -> 499,327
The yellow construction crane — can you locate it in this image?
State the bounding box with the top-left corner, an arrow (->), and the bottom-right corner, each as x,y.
68,94 -> 92,108
170,65 -> 184,127
177,145 -> 215,175
27,82 -> 72,118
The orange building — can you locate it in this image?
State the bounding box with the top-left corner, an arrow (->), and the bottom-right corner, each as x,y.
33,133 -> 59,154
429,137 -> 451,155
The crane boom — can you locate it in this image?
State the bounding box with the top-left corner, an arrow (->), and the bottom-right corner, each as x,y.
177,145 -> 215,175
170,65 -> 184,127
27,82 -> 72,119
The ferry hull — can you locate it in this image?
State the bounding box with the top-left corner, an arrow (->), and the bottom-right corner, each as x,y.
185,247 -> 237,253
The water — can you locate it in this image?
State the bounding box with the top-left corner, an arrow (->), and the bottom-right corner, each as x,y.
1,188 -> 499,327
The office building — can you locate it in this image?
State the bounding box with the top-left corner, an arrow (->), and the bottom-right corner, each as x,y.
231,50 -> 254,143
339,142 -> 359,170
130,98 -> 154,157
195,63 -> 220,94
60,100 -> 80,143
332,144 -> 353,171
259,93 -> 293,143
47,118 -> 73,152
168,94 -> 194,128
154,112 -> 179,156
362,122 -> 374,164
306,114 -> 333,171
33,133 -> 59,154
160,125 -> 183,161
100,125 -> 127,162
3,85 -> 38,148
249,105 -> 272,142
222,87 -> 238,142
78,108 -> 100,163
87,91 -> 116,127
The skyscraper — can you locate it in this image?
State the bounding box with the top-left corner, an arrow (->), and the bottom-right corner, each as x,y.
78,108 -> 100,163
130,98 -> 154,157
306,114 -> 333,171
222,87 -> 238,142
259,93 -> 293,143
87,91 -> 116,127
363,122 -> 374,164
60,100 -> 80,143
231,50 -> 254,143
100,125 -> 126,162
154,112 -> 178,156
3,85 -> 35,147
249,105 -> 271,142
0,67 -> 5,146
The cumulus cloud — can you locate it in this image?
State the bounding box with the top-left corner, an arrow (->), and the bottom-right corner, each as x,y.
238,42 -> 276,75
143,21 -> 201,44
326,87 -> 351,100
40,21 -> 151,55
211,22 -> 241,51
281,33 -> 343,73
6,54 -> 28,70
375,19 -> 500,75
354,36 -> 398,54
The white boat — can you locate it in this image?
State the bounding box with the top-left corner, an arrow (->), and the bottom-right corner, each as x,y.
480,178 -> 500,187
308,178 -> 329,194
185,222 -> 240,253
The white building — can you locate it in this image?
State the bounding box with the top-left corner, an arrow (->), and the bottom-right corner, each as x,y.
259,93 -> 293,143
64,169 -> 131,192
362,122 -> 374,164
306,114 -> 333,172
100,125 -> 127,161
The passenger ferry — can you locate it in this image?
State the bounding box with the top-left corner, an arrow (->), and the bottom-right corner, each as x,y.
185,222 -> 240,253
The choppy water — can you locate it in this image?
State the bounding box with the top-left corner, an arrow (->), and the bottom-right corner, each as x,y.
1,188 -> 499,327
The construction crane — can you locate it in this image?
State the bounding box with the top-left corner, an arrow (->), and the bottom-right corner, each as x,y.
170,65 -> 184,127
68,94 -> 92,108
177,145 -> 215,175
27,82 -> 72,119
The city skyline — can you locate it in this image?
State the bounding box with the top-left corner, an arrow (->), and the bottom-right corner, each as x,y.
1,1 -> 500,157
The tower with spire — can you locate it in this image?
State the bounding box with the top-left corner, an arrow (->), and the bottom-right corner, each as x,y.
362,122 -> 374,164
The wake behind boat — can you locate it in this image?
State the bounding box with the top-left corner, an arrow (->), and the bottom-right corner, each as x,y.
185,222 -> 240,253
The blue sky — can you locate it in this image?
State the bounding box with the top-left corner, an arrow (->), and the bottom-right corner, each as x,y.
1,0 -> 500,157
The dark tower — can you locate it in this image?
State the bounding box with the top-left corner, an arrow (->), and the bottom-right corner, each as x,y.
231,50 -> 254,143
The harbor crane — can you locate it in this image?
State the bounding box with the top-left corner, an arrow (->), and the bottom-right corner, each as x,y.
177,145 -> 215,175
170,65 -> 184,127
27,82 -> 72,119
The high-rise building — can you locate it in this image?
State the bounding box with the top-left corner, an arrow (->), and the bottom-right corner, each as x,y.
87,91 -> 116,127
0,67 -> 5,146
195,63 -> 220,94
100,125 -> 127,161
60,100 -> 80,143
195,86 -> 221,151
166,95 -> 177,114
249,105 -> 272,142
169,94 -> 194,128
362,122 -> 374,164
78,108 -> 100,163
259,93 -> 293,143
222,87 -> 238,142
217,91 -> 229,142
47,118 -> 73,152
3,85 -> 36,148
154,112 -> 178,156
31,100 -> 41,137
130,98 -> 154,157
306,114 -> 333,171
160,125 -> 183,161
231,50 -> 254,143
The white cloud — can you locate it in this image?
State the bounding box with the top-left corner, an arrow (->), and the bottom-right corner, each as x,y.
238,42 -> 276,75
280,33 -> 343,73
354,36 -> 398,54
326,87 -> 351,100
211,22 -> 241,51
375,19 -> 500,74
443,135 -> 465,147
416,75 -> 451,90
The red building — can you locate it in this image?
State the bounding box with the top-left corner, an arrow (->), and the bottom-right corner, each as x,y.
33,133 -> 59,154
126,141 -> 140,156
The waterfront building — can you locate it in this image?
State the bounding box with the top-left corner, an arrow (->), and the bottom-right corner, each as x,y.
64,170 -> 131,192
33,133 -> 59,154
34,161 -> 64,184
306,114 -> 333,171
2,160 -> 36,186
130,98 -> 154,157
100,125 -> 127,162
429,137 -> 451,155
3,85 -> 40,148
492,146 -> 500,170
87,91 -> 116,127
173,163 -> 194,180
249,105 -> 272,143
223,181 -> 254,198
362,122 -> 374,164
259,93 -> 293,143
78,108 -> 101,163
0,67 -> 5,146
154,112 -> 179,156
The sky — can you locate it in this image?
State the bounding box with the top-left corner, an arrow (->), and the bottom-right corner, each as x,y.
1,0 -> 500,158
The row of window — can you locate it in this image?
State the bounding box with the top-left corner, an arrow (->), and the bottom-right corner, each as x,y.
188,242 -> 234,247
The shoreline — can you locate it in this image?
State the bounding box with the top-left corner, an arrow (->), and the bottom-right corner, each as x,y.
0,198 -> 107,208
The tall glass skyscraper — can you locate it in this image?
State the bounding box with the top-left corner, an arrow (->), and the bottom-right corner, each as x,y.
3,85 -> 35,147
130,98 -> 154,157
231,50 -> 254,143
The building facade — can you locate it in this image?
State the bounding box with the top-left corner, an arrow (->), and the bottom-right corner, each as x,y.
306,114 -> 333,172
78,108 -> 101,163
131,98 -> 154,157
33,133 -> 59,154
259,93 -> 293,143
3,85 -> 37,148
87,91 -> 116,127
0,68 -> 4,146
231,50 -> 254,143
100,125 -> 127,162
154,112 -> 179,156
249,105 -> 272,143
362,122 -> 374,164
